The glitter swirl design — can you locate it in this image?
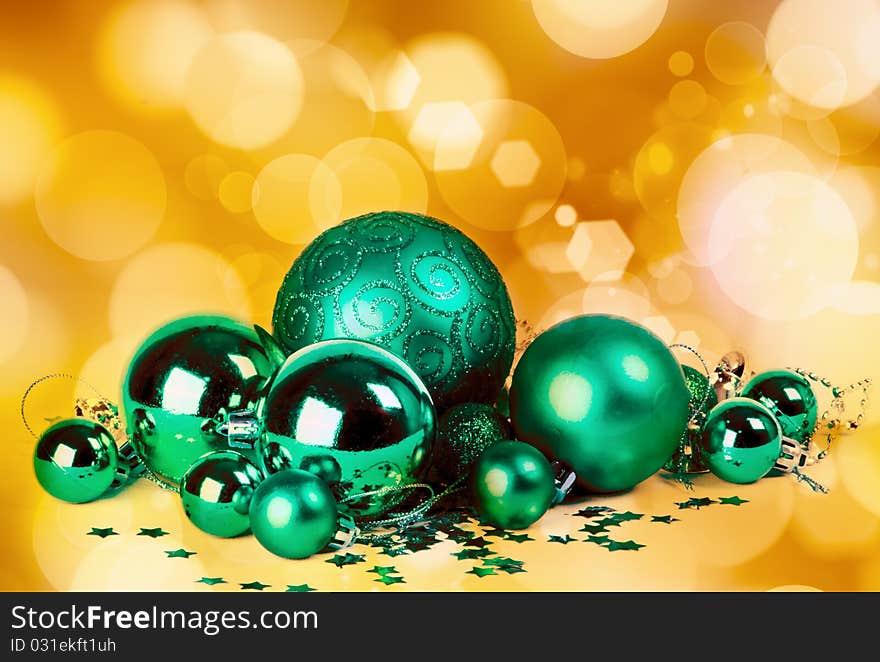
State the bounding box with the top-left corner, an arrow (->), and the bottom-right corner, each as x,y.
272,211 -> 516,410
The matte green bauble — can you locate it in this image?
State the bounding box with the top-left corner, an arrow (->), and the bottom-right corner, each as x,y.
510,315 -> 690,493
33,419 -> 118,503
664,365 -> 717,474
122,315 -> 282,487
180,451 -> 263,538
272,211 -> 516,411
249,469 -> 338,559
471,440 -> 555,530
257,339 -> 435,520
700,398 -> 782,484
741,370 -> 817,446
432,403 -> 511,483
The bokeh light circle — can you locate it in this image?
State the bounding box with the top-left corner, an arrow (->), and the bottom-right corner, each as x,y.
767,0 -> 880,109
218,171 -> 255,213
704,21 -> 766,85
668,80 -> 707,120
0,76 -> 62,206
678,133 -> 815,265
203,0 -> 348,46
36,130 -> 166,261
319,137 -> 428,221
668,50 -> 693,77
435,99 -> 567,232
98,0 -> 213,110
807,94 -> 880,156
184,153 -> 229,201
531,0 -> 669,59
252,153 -> 342,244
0,265 -> 29,365
709,170 -> 859,320
108,242 -> 251,339
184,31 -> 303,149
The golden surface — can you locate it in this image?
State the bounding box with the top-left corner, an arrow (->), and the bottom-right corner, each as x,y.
2,0 -> 879,591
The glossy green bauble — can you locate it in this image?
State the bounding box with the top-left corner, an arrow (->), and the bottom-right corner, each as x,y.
257,339 -> 435,520
510,314 -> 690,493
180,451 -> 264,538
272,211 -> 516,411
122,315 -> 282,488
741,370 -> 817,446
249,469 -> 338,559
700,398 -> 782,484
664,365 -> 717,474
471,440 -> 555,530
432,403 -> 511,484
33,419 -> 119,503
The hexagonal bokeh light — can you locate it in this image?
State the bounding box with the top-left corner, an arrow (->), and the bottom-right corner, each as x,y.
565,220 -> 635,282
490,139 -> 541,188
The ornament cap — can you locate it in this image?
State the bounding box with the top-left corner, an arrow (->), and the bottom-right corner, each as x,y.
774,436 -> 810,474
327,514 -> 360,551
109,441 -> 146,489
550,459 -> 577,505
216,409 -> 262,449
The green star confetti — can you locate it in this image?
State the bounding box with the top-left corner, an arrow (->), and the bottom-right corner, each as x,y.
375,575 -> 406,585
719,496 -> 749,506
196,577 -> 226,585
467,566 -> 497,578
482,526 -> 508,538
580,523 -> 609,534
606,540 -> 646,552
608,511 -> 644,523
584,535 -> 611,545
138,527 -> 169,538
87,527 -> 118,538
240,581 -> 269,591
574,506 -> 615,519
504,532 -> 535,543
326,553 -> 366,567
165,548 -> 196,558
367,566 -> 398,576
548,534 -> 576,544
651,515 -> 678,524
451,547 -> 494,560
483,556 -> 523,568
378,546 -> 410,558
463,537 -> 490,548
286,584 -> 316,592
676,497 -> 717,510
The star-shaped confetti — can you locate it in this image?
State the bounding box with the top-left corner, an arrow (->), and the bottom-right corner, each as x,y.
573,506 -> 615,519
483,557 -> 524,574
464,536 -> 490,548
719,496 -> 749,506
325,553 -> 366,567
138,527 -> 169,538
165,548 -> 196,558
286,584 -> 316,592
548,534 -> 576,544
196,577 -> 226,585
378,546 -> 410,558
584,535 -> 610,545
451,547 -> 494,560
504,532 -> 535,543
240,581 -> 269,591
676,497 -> 717,510
87,527 -> 118,538
466,566 -> 497,578
608,511 -> 644,523
482,526 -> 508,538
367,566 -> 398,577
651,515 -> 679,524
606,540 -> 645,552
375,575 -> 406,585
580,523 -> 609,534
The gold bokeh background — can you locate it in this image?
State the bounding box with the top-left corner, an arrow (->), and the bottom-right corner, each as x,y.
3,0 -> 880,591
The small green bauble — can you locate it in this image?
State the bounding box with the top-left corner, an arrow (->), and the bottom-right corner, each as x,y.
664,365 -> 717,474
272,211 -> 516,411
741,370 -> 817,446
180,451 -> 263,538
472,440 -> 555,530
257,339 -> 435,520
700,398 -> 782,484
433,403 -> 511,483
33,419 -> 118,503
249,469 -> 338,559
122,315 -> 282,487
510,314 -> 690,493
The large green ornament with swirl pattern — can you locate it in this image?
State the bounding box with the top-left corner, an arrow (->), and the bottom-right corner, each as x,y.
272,211 -> 517,411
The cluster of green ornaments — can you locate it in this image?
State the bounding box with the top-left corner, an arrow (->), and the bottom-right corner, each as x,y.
31,211 -> 823,561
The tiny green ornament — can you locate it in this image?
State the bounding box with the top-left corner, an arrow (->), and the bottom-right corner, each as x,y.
471,440 -> 555,530
271,211 -> 517,411
249,470 -> 339,559
33,419 -> 118,503
432,403 -> 511,483
510,315 -> 690,493
741,370 -> 817,446
700,398 -> 782,484
122,315 -> 282,487
180,451 -> 264,538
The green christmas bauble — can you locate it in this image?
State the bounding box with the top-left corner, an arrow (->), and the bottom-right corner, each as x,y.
180,451 -> 263,538
700,398 -> 782,484
664,365 -> 717,474
510,314 -> 690,493
249,469 -> 338,559
272,211 -> 516,411
432,403 -> 511,483
33,419 -> 119,503
471,440 -> 555,530
741,370 -> 817,446
257,339 -> 435,520
122,315 -> 282,487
